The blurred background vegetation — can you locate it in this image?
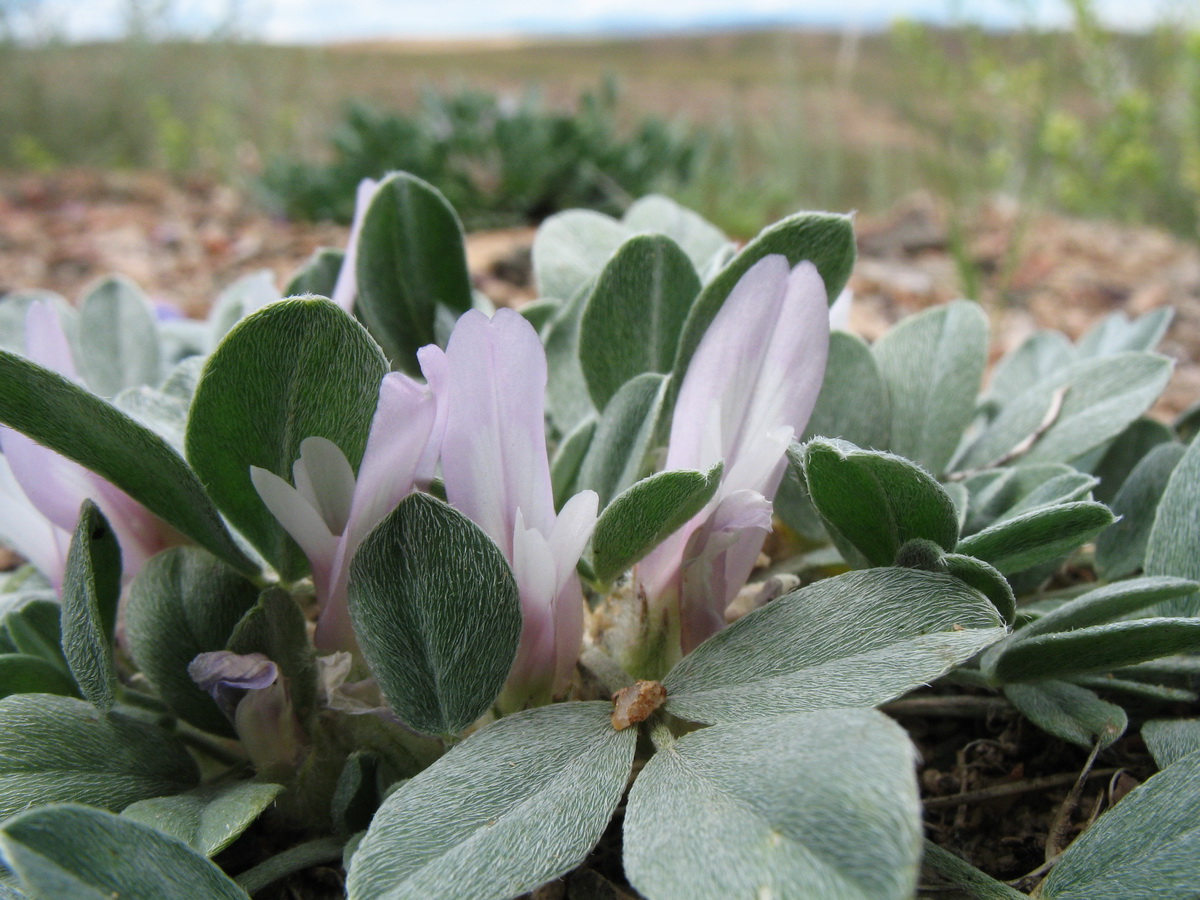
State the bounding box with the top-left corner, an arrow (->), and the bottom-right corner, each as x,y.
1,0 -> 1199,243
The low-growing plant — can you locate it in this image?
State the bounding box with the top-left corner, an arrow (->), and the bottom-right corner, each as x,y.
262,80 -> 704,229
0,175 -> 1197,899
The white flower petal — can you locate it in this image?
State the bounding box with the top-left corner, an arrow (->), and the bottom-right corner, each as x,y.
293,436 -> 356,536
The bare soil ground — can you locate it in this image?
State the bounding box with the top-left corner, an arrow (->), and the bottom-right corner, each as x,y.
1,170 -> 1196,898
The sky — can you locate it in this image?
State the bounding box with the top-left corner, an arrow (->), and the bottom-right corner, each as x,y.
18,0 -> 1189,43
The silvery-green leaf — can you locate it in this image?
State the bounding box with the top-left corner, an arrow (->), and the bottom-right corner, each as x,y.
670,212 -> 855,413
0,654 -> 77,700
0,695 -> 198,819
122,781 -> 283,856
157,318 -> 209,367
1178,399 -> 1200,443
955,352 -> 1172,471
75,276 -> 161,397
187,296 -> 387,580
284,247 -> 344,299
1004,681 -> 1126,750
113,384 -> 190,454
543,283 -> 598,434
348,494 -> 521,736
550,417 -> 595,510
0,804 -> 248,900
1069,676 -> 1196,704
226,587 -> 318,718
354,173 -> 473,372
1091,417 -> 1174,504
207,270 -> 280,346
1144,433 -> 1200,616
532,209 -> 629,302
60,501 -> 120,711
985,618 -> 1200,684
622,194 -> 731,273
590,463 -> 722,586
1096,442 -> 1186,580
1075,308 -> 1173,358
980,330 -> 1073,414
577,373 -> 668,507
1039,747 -> 1200,900
579,235 -> 699,411
331,752 -> 381,836
799,439 -> 960,567
954,501 -> 1113,575
873,301 -> 988,474
125,547 -> 260,736
802,331 -> 891,450
664,568 -> 1005,725
347,702 -> 635,900
1142,719 -> 1200,769
0,350 -> 253,575
1008,576 -> 1198,643
623,709 -> 921,900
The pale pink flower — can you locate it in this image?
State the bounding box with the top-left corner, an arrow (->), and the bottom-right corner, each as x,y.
251,359 -> 445,652
330,178 -> 381,313
0,302 -> 177,588
431,308 -> 598,707
636,255 -> 830,655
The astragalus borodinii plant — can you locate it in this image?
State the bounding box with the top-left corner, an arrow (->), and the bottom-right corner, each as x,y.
0,174 -> 1191,900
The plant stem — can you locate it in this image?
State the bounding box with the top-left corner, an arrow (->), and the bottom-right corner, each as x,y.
235,836 -> 346,895
922,840 -> 1029,900
175,724 -> 248,768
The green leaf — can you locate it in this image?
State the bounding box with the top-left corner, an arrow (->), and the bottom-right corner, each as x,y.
60,501 -> 121,711
801,331 -> 891,450
1144,433 -> 1200,616
0,804 -> 249,900
623,709 -> 921,900
348,494 -> 521,735
955,352 -> 1172,471
576,372 -> 669,507
872,300 -> 988,474
590,463 -> 722,586
954,501 -> 1113,575
940,553 -> 1016,624
186,296 -> 387,580
517,298 -> 559,334
331,752 -> 381,836
0,350 -> 253,574
799,439 -> 960,567
1097,442 -> 1186,580
284,247 -> 345,298
985,619 -> 1200,684
532,210 -> 629,303
75,276 -> 161,398
962,464 -> 1098,535
622,195 -> 731,272
207,271 -> 280,346
1142,719 -> 1200,769
121,781 -> 283,856
125,547 -> 260,736
3,600 -> 65,670
0,654 -> 77,699
1040,748 -> 1200,900
1091,417 -> 1174,504
226,587 -> 318,719
670,212 -> 855,413
0,695 -> 198,820
1004,681 -> 1127,750
578,235 -> 699,411
663,568 -> 1005,725
1009,576 -> 1199,643
549,417 -> 595,511
347,702 -> 635,900
354,173 -> 473,372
